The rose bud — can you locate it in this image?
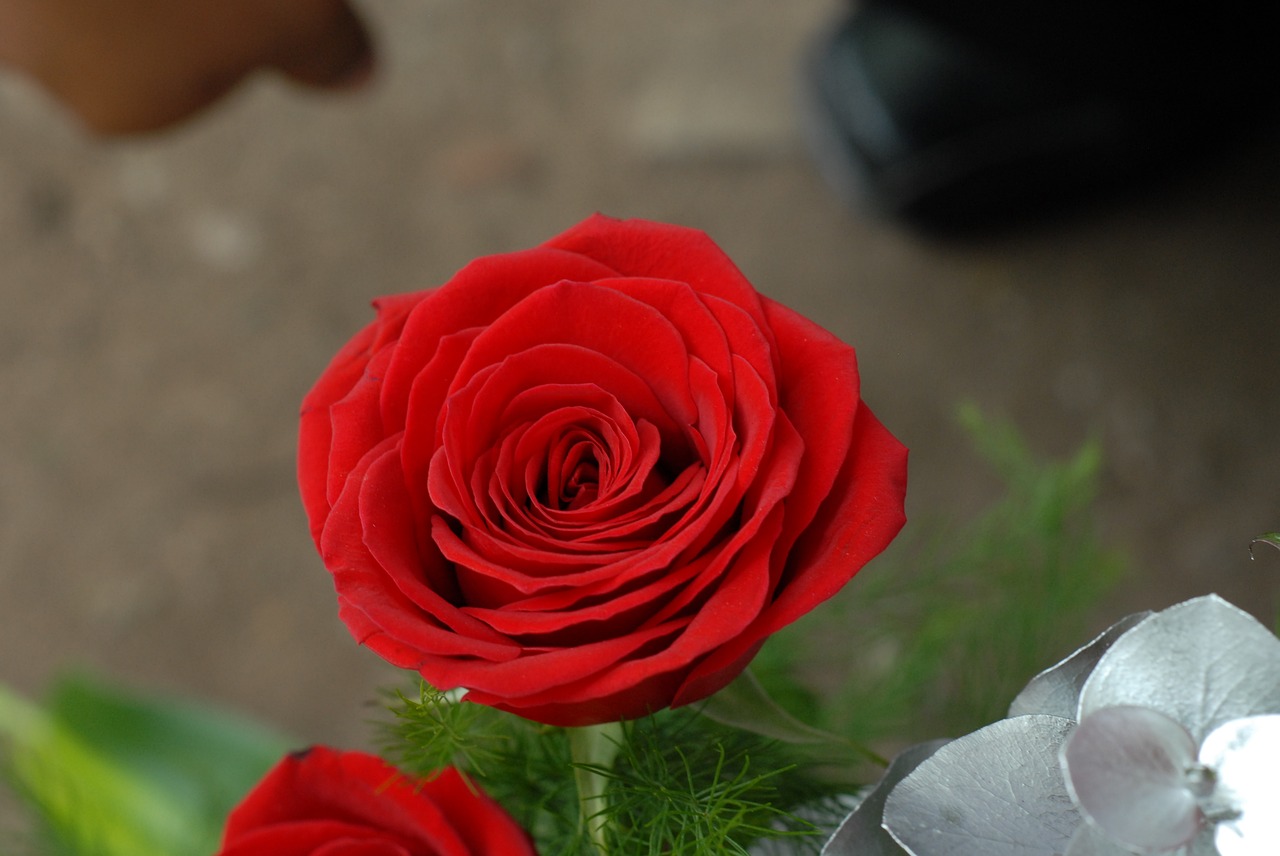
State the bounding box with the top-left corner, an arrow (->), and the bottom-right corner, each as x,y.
215,747 -> 537,855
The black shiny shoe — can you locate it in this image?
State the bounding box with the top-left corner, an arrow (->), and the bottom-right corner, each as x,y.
800,3 -> 1279,230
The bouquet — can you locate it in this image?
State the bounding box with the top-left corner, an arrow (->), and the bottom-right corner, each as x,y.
1,215 -> 1272,856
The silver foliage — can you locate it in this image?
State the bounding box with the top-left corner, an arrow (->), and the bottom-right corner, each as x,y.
819,595 -> 1280,856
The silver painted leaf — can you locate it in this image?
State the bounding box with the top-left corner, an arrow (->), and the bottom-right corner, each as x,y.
1066,825 -> 1221,856
1010,612 -> 1153,720
1063,822 -> 1146,856
1062,705 -> 1202,852
752,795 -> 861,856
1200,715 -> 1280,856
884,715 -> 1079,856
822,740 -> 950,856
1079,595 -> 1280,743
1185,830 -> 1225,856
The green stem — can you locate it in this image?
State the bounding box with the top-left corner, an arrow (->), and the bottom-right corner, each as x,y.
567,722 -> 624,855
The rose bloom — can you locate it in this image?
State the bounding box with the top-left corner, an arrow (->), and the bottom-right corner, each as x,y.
215,747 -> 537,855
300,215 -> 907,725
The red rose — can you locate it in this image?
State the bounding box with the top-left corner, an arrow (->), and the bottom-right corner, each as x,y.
299,215 -> 907,726
216,747 -> 537,855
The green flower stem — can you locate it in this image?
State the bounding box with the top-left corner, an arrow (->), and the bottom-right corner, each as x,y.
567,721 -> 624,855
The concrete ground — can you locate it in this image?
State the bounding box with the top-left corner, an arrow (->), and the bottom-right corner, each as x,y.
1,0 -> 1279,757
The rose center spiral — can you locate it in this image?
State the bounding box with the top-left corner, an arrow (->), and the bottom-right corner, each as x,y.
537,428 -> 610,512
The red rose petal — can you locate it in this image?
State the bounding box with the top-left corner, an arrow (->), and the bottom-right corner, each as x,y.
298,294 -> 424,537
322,438 -> 519,662
544,216 -> 777,358
218,750 -> 534,856
312,840 -> 415,856
642,415 -> 802,633
469,509 -> 785,726
426,768 -> 547,853
457,342 -> 690,453
223,749 -> 446,847
449,281 -> 699,427
673,406 -> 907,706
359,444 -> 518,647
511,422 -> 670,542
497,447 -> 704,557
756,295 -> 862,557
220,821 -> 415,856
764,405 -> 907,624
399,328 -> 481,528
414,616 -> 688,702
298,329 -> 378,541
598,276 -> 739,403
460,558 -> 705,645
324,346 -> 394,508
651,358 -> 753,560
379,248 -> 619,432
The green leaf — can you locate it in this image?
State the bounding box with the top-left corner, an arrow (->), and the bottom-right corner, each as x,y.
2,682 -> 182,856
698,671 -> 885,767
1250,532 -> 1280,557
757,404 -> 1127,748
1,675 -> 292,856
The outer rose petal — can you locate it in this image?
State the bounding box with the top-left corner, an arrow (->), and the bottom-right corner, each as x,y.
217,748 -> 537,856
380,247 -> 620,433
300,215 -> 908,725
545,215 -> 777,348
300,291 -> 423,544
675,405 -> 908,706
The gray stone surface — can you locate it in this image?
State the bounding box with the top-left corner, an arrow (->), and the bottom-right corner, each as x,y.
1,0 -> 1278,762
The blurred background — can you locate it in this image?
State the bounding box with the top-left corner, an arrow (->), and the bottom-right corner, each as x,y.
1,0 -> 1278,756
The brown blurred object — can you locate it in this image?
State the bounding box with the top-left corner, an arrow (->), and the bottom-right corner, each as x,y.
0,0 -> 373,134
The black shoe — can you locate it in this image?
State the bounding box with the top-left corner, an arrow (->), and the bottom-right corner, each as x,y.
800,3 -> 1280,231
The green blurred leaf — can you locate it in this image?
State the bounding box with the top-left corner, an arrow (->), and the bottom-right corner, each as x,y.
757,404 -> 1127,748
700,670 -> 839,747
1,675 -> 292,856
698,670 -> 884,771
1250,532 -> 1280,556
